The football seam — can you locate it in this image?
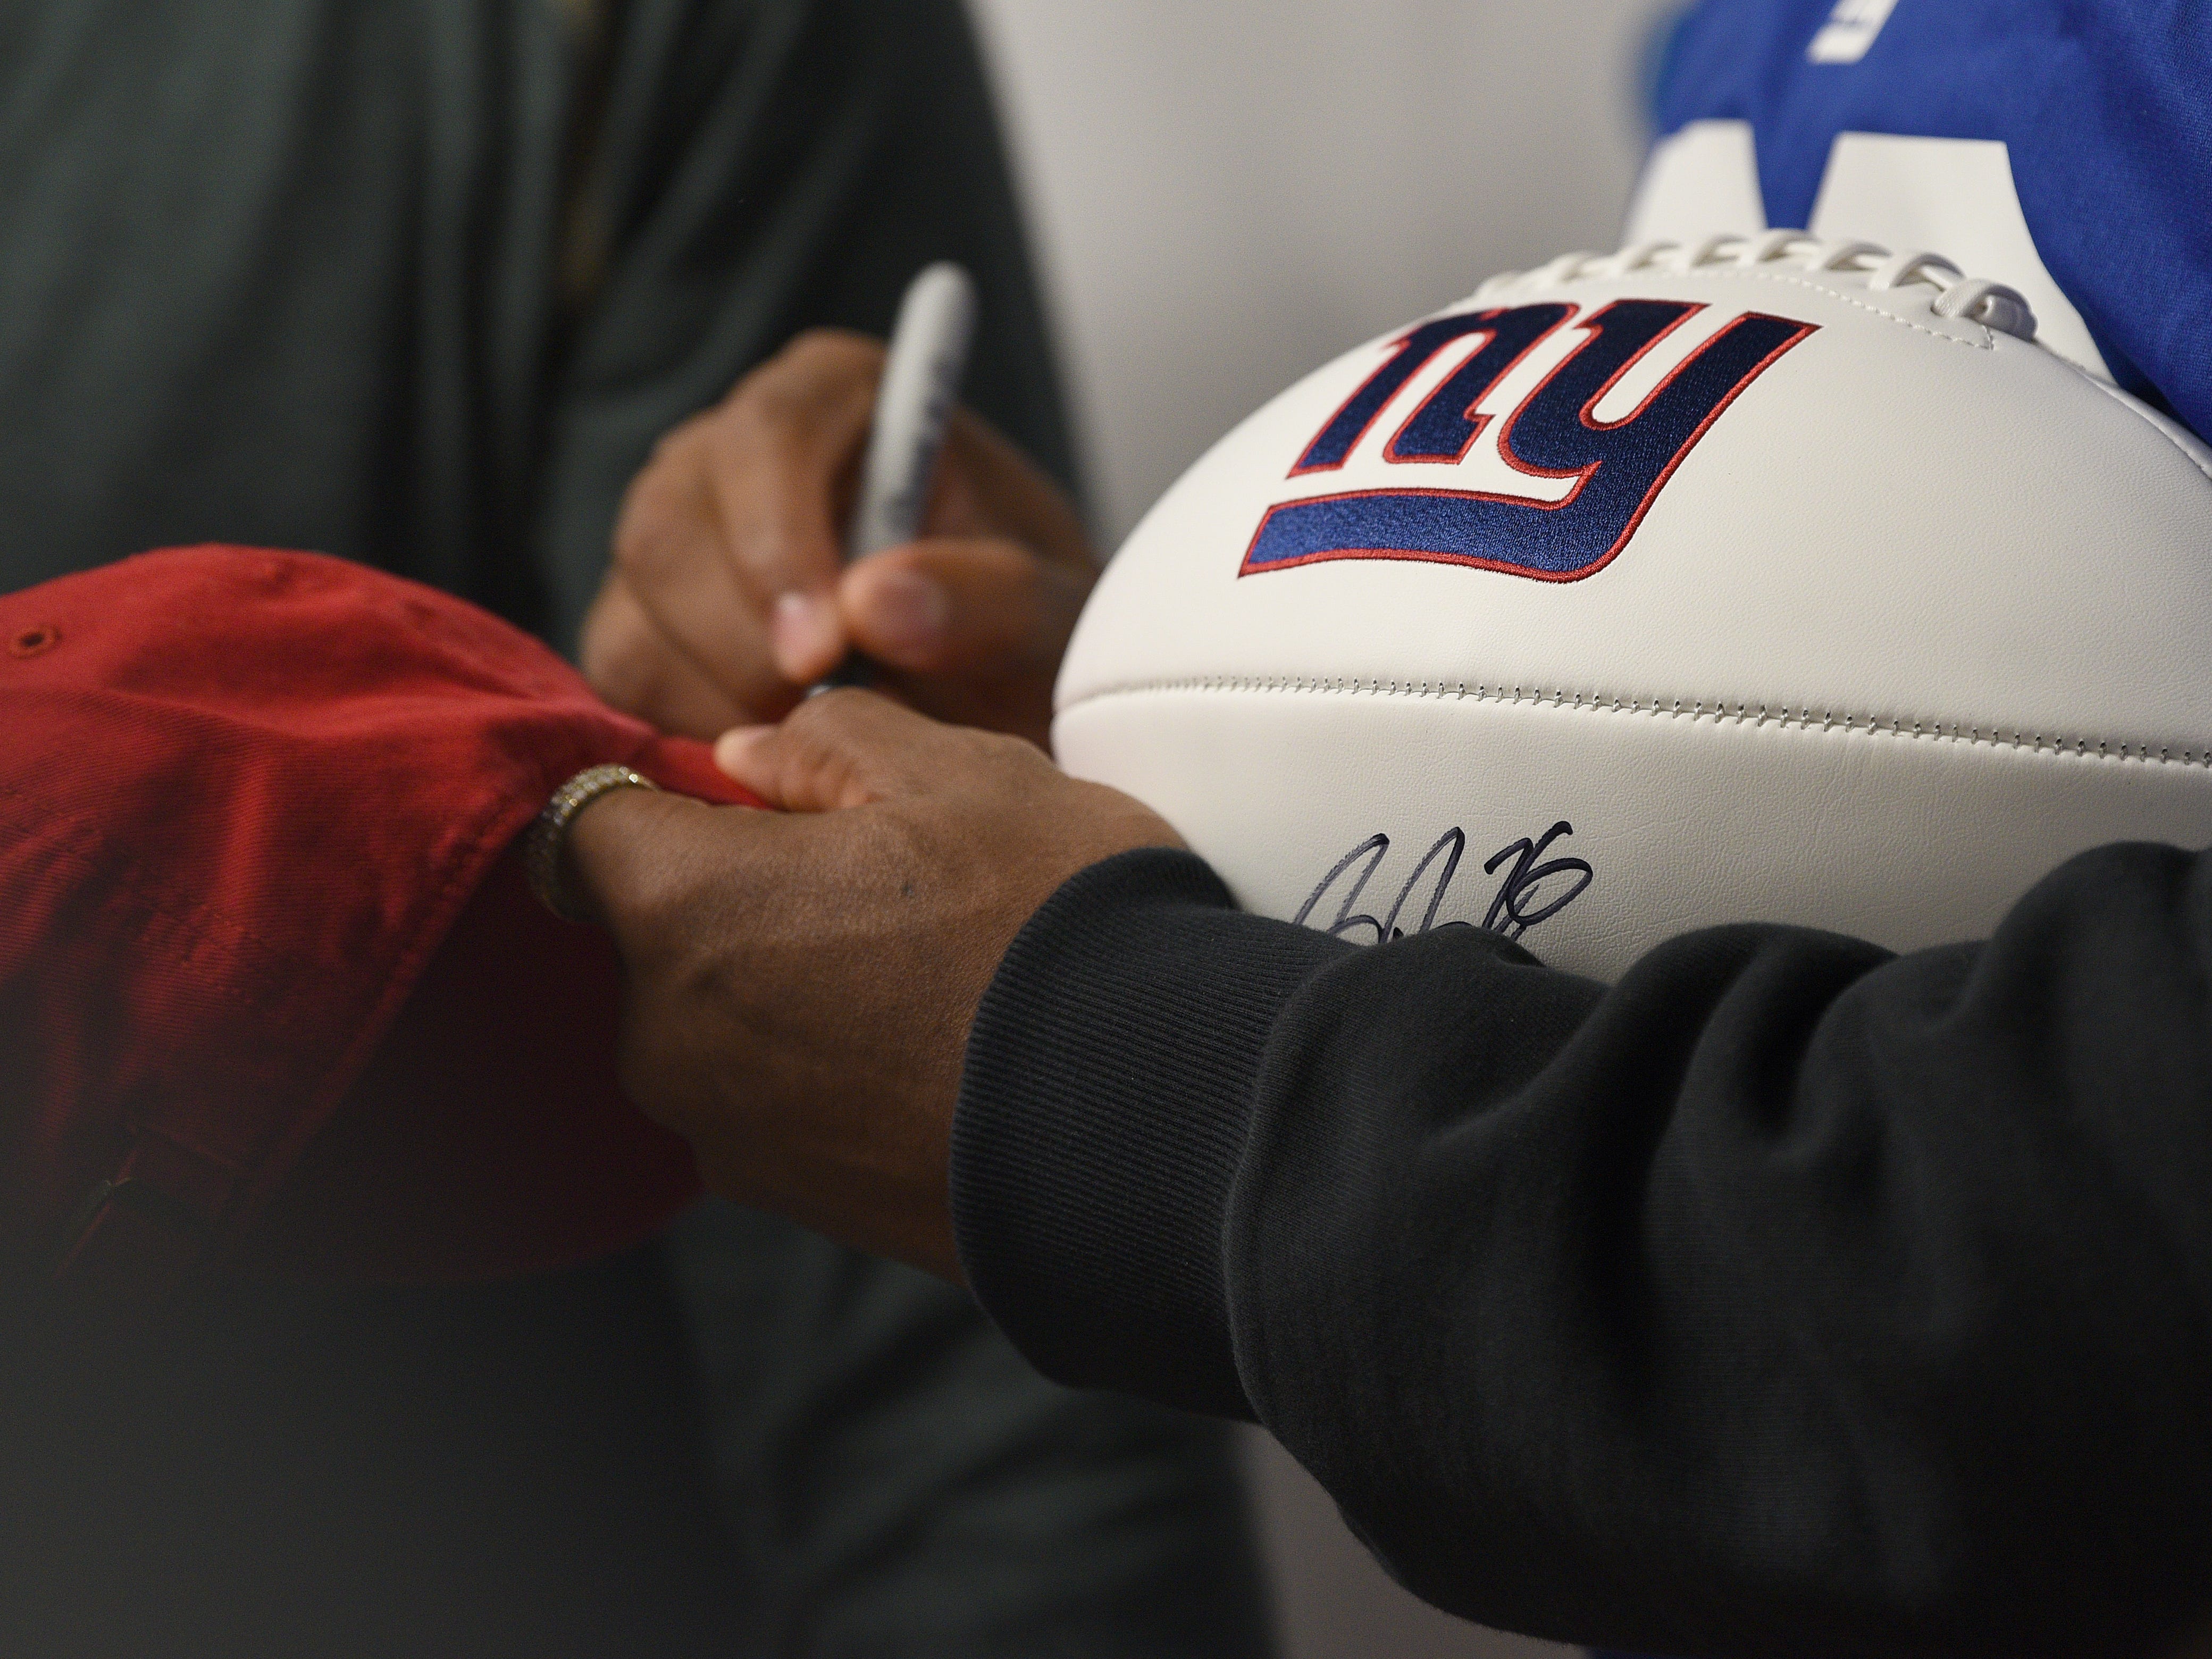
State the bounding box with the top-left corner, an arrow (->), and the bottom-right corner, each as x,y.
1674,266 -> 1995,350
1483,261 -> 1997,351
1057,677 -> 2212,768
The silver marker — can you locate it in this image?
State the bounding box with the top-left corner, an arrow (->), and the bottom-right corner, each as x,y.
850,262 -> 978,560
820,262 -> 978,688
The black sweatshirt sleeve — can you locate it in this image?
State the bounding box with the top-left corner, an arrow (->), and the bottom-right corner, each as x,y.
951,844 -> 2212,1659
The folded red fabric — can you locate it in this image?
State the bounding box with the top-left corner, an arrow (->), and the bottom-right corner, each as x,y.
0,546 -> 763,1297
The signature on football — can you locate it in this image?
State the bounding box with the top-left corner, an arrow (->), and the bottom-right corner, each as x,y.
1293,822 -> 1592,944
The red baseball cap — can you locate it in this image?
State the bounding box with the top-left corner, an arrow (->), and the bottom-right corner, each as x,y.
0,546 -> 763,1302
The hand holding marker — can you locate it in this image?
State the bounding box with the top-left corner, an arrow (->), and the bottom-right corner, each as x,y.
822,262 -> 978,689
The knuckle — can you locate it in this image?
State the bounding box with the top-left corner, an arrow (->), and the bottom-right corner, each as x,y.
578,619 -> 647,700
796,685 -> 862,725
641,408 -> 710,467
970,725 -> 1041,773
613,529 -> 674,588
733,331 -> 884,430
774,692 -> 878,802
715,379 -> 787,439
786,684 -> 866,736
579,590 -> 658,702
613,492 -> 682,580
707,387 -> 826,481
784,326 -> 884,377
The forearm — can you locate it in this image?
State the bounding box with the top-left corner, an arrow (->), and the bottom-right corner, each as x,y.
953,845 -> 2212,1656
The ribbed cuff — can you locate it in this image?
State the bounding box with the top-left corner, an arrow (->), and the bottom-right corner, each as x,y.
951,848 -> 1354,1419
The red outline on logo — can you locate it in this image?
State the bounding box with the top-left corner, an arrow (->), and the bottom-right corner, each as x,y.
1485,299 -> 1714,493
1237,308 -> 1815,583
1377,307 -> 1575,467
1287,310 -> 1509,479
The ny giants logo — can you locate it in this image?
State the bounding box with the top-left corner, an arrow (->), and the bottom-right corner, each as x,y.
1240,300 -> 1816,582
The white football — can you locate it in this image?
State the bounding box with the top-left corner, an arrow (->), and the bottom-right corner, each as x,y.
1053,233 -> 2212,979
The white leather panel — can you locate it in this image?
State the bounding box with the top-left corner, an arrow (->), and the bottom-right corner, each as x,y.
1057,685 -> 2212,981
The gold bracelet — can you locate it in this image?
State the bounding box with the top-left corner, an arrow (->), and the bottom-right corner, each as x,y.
523,763 -> 660,923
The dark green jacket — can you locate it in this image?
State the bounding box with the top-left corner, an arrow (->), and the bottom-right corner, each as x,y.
0,0 -> 1074,645
0,5 -> 1269,1654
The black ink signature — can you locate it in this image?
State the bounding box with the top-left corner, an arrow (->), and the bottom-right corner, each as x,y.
1294,822 -> 1591,945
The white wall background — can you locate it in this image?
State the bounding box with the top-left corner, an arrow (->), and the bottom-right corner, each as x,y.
969,0 -> 1681,544
963,4 -> 1679,1655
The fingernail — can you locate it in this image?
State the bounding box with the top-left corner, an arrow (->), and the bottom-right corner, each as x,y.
772,592 -> 840,680
865,567 -> 949,659
714,724 -> 772,778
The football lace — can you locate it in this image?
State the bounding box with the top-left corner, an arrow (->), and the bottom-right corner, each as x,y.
1473,232 -> 2038,341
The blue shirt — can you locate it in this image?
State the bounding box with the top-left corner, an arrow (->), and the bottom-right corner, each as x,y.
1644,0 -> 2212,440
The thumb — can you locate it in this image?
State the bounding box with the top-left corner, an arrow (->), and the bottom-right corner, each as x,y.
713,688 -> 952,813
